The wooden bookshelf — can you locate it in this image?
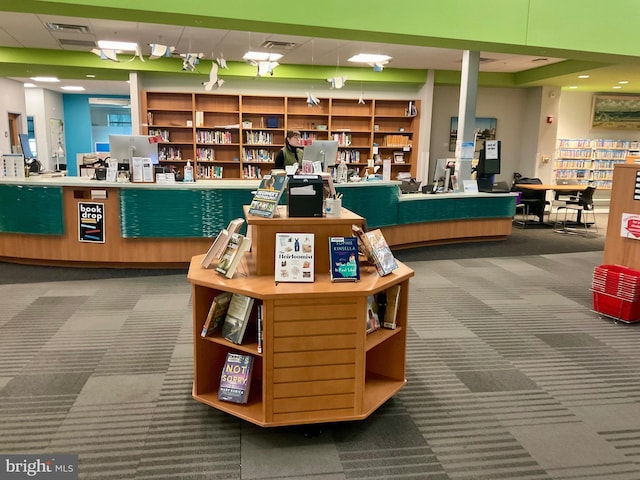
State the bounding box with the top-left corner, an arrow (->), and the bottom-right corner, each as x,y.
188,207 -> 414,427
141,92 -> 419,180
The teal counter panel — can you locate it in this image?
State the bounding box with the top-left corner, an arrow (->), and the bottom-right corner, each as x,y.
0,184 -> 64,235
336,184 -> 399,228
398,194 -> 515,224
120,188 -> 253,238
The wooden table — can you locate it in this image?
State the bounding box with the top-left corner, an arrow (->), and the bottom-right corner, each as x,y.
515,183 -> 588,224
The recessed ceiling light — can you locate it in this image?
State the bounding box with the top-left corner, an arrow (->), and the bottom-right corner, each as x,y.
243,51 -> 283,62
613,85 -> 622,89
61,86 -> 86,91
30,76 -> 59,82
619,80 -> 629,84
97,40 -> 138,52
348,53 -> 392,64
23,83 -> 37,88
578,75 -> 590,79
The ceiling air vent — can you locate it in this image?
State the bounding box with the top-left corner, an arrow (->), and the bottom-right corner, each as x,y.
45,22 -> 91,34
58,39 -> 97,48
260,40 -> 297,50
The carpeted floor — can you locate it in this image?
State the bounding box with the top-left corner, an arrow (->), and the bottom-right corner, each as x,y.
3,215 -> 634,480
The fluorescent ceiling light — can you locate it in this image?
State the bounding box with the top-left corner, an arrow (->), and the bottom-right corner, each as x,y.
612,85 -> 622,89
86,74 -> 96,78
348,53 -> 392,64
30,76 -> 59,82
619,80 -> 629,84
243,51 -> 282,62
61,86 -> 86,91
568,86 -> 578,89
97,40 -> 138,52
23,83 -> 37,88
578,74 -> 590,79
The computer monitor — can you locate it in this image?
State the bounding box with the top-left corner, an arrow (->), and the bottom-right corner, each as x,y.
302,140 -> 339,171
108,135 -> 159,165
95,142 -> 110,153
18,133 -> 34,159
432,158 -> 456,191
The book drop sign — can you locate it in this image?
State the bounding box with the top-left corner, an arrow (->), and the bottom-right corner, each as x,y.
78,202 -> 105,243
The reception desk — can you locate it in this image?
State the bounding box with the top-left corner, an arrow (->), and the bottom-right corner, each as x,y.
0,177 -> 515,267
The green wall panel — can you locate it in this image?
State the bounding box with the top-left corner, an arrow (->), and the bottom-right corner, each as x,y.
120,188 -> 253,238
0,185 -> 64,235
336,184 -> 399,229
398,195 -> 515,224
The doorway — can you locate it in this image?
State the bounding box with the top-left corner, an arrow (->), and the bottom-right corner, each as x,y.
7,112 -> 21,153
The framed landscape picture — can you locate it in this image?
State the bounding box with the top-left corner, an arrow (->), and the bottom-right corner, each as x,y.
591,94 -> 640,129
449,117 -> 497,151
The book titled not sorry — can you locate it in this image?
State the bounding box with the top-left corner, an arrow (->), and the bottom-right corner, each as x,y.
218,352 -> 254,404
329,236 -> 360,282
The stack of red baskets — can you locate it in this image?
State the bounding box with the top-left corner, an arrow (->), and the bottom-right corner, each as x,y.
592,264 -> 640,323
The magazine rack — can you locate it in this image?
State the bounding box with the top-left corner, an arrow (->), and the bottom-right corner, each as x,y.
187,206 -> 414,427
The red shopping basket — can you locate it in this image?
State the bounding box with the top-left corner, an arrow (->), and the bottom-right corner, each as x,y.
592,265 -> 640,322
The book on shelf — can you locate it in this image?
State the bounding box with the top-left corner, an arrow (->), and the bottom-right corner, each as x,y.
200,291 -> 233,338
248,173 -> 288,218
256,303 -> 263,354
354,227 -> 398,277
381,284 -> 401,329
221,293 -> 256,345
201,218 -> 245,269
366,294 -> 381,334
275,233 -> 315,283
218,352 -> 254,404
329,236 -> 360,282
215,232 -> 251,278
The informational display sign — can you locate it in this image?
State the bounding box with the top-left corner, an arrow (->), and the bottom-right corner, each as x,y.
485,140 -> 499,160
78,202 -> 105,243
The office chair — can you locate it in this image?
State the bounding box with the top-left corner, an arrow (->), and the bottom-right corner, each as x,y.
511,178 -> 551,223
513,191 -> 529,228
554,186 -> 598,235
554,178 -> 581,203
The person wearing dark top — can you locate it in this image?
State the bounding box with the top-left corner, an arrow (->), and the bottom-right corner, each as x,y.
274,130 -> 303,169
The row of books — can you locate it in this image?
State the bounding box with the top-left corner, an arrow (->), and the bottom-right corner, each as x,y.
204,283 -> 400,405
200,291 -> 261,347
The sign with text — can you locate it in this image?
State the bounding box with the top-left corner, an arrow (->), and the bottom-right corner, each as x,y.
78,202 -> 105,243
621,213 -> 640,239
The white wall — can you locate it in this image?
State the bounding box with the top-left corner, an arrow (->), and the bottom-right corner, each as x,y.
0,78 -> 28,154
25,87 -> 64,171
430,85 -> 533,184
558,91 -> 640,143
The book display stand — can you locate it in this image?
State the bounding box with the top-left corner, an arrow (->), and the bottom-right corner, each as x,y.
187,206 -> 414,427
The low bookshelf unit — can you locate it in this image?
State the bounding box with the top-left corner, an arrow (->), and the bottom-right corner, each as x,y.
187,207 -> 414,427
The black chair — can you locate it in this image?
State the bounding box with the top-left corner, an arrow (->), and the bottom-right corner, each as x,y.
554,186 -> 598,235
511,178 -> 551,223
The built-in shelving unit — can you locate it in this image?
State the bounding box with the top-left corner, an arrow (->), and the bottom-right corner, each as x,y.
555,138 -> 639,189
141,92 -> 420,180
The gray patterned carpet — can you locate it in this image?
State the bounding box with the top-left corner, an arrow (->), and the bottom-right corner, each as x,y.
4,219 -> 640,479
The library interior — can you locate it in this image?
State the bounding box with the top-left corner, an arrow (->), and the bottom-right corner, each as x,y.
3,2 -> 640,479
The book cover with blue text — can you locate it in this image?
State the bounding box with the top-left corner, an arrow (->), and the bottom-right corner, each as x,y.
329,236 -> 360,282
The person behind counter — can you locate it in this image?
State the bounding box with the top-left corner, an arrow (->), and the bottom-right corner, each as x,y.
274,130 -> 303,169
